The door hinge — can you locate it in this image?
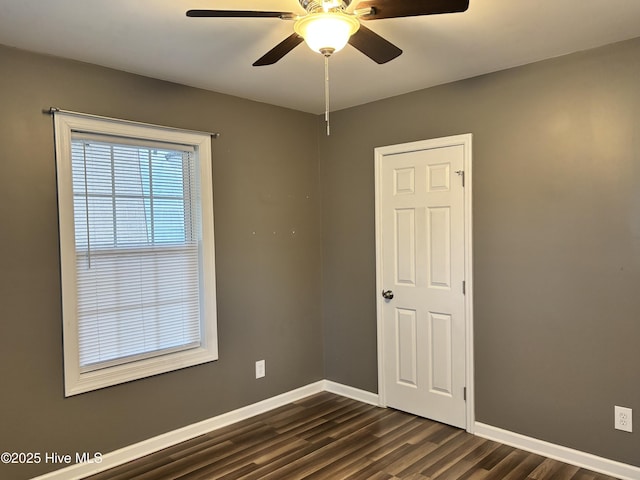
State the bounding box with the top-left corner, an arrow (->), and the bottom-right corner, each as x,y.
455,170 -> 465,187
463,387 -> 467,401
462,280 -> 466,295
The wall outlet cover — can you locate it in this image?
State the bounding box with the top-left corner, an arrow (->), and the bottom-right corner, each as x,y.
614,405 -> 633,433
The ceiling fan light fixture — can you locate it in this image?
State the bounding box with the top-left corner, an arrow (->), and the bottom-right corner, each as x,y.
294,12 -> 360,55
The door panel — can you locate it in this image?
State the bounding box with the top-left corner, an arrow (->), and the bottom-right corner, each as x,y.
428,206 -> 451,288
429,311 -> 453,395
395,208 -> 416,285
395,308 -> 418,387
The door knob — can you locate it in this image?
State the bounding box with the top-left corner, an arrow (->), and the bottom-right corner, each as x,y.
382,290 -> 394,300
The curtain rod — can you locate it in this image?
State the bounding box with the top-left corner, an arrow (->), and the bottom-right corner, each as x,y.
45,107 -> 220,139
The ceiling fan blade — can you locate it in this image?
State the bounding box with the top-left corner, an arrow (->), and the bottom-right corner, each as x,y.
355,0 -> 469,20
348,25 -> 402,64
253,33 -> 304,66
186,10 -> 294,18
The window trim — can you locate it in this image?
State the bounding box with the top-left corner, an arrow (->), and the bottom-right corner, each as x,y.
54,112 -> 218,397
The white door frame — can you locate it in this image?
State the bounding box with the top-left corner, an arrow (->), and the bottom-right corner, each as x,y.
374,133 -> 474,433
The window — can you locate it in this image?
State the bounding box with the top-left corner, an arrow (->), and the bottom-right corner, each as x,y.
54,112 -> 217,396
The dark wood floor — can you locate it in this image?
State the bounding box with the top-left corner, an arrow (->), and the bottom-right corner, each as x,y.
85,392 -> 619,480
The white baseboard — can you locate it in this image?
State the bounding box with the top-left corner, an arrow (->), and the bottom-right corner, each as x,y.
322,380 -> 380,406
475,422 -> 640,480
33,381 -> 325,480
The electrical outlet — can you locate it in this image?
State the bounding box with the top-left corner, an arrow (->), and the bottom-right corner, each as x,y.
614,406 -> 633,433
255,360 -> 265,379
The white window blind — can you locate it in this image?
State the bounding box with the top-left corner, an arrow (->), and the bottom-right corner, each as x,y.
72,135 -> 202,371
54,112 -> 217,396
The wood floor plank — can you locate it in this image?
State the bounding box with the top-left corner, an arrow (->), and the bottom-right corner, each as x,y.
528,458 -> 566,480
466,469 -> 491,480
569,471 -> 598,480
345,443 -> 416,480
499,453 -> 547,480
475,443 -> 517,472
382,437 -> 441,476
484,450 -> 533,480
393,429 -> 469,477
366,420 -> 438,461
258,428 -> 380,479
571,470 -> 619,480
431,459 -> 477,480
548,464 -> 581,480
82,393 -> 622,480
179,436 -> 311,480
234,441 -> 327,480
296,430 -> 394,479
421,434 -> 487,478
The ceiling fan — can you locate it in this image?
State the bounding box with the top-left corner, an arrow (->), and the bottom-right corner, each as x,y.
187,0 -> 469,134
186,0 -> 470,66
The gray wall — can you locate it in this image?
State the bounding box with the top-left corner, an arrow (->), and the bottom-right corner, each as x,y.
320,37 -> 640,466
0,45 -> 323,479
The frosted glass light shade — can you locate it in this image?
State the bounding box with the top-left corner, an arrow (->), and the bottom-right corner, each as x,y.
294,12 -> 360,54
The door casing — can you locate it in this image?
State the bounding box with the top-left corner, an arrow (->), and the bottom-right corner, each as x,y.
374,133 -> 474,433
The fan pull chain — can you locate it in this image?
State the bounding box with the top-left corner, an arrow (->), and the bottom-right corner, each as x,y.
324,54 -> 330,136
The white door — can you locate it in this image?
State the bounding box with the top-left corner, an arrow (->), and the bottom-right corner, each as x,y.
375,135 -> 471,429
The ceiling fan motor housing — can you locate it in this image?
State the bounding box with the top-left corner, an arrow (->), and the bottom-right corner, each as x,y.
299,0 -> 353,13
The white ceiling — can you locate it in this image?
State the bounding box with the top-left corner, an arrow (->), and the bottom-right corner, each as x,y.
1,0 -> 639,114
